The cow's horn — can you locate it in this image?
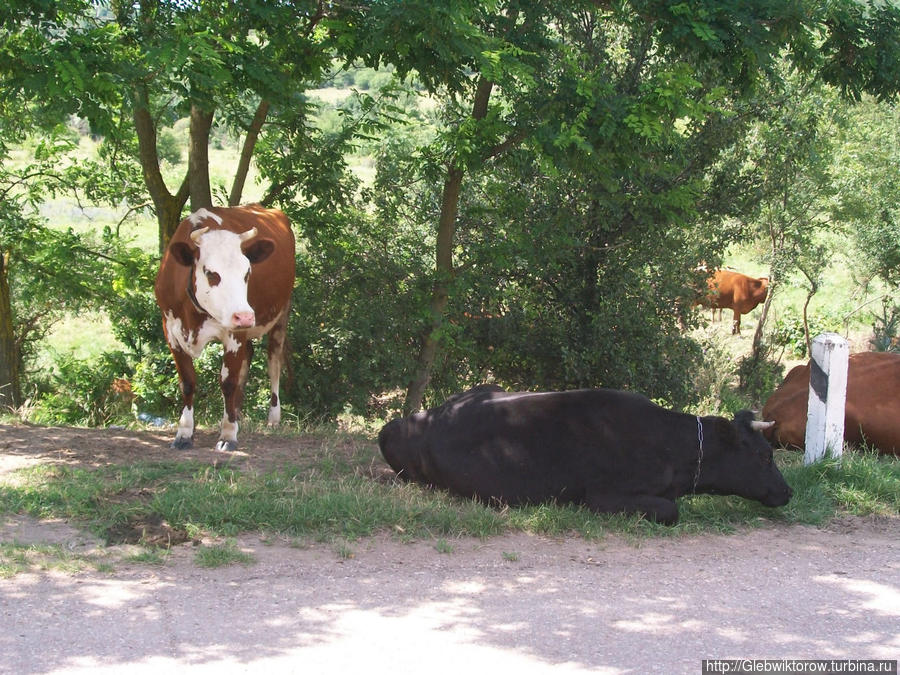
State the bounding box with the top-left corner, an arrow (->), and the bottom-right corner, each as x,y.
750,420 -> 775,431
239,227 -> 258,242
190,226 -> 209,244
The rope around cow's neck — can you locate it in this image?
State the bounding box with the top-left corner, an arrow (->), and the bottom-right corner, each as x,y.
692,416 -> 704,494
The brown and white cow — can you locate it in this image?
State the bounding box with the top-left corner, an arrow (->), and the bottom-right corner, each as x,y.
699,269 -> 769,334
154,205 -> 295,451
761,351 -> 900,456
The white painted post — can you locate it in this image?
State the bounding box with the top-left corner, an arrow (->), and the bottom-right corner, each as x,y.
804,333 -> 850,465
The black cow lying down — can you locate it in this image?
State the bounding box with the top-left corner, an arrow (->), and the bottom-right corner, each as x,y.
378,385 -> 793,525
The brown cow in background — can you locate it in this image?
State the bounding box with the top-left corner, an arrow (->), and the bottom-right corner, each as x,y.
699,269 -> 769,334
761,351 -> 900,456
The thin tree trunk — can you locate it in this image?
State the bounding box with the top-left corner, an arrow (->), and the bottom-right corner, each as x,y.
0,250 -> 20,408
752,278 -> 775,356
229,99 -> 270,206
752,219 -> 781,357
133,86 -> 190,253
403,78 -> 494,415
403,166 -> 464,415
189,103 -> 215,211
798,266 -> 819,357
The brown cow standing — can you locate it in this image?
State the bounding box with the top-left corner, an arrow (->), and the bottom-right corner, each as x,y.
700,269 -> 769,334
761,351 -> 900,456
155,205 -> 295,451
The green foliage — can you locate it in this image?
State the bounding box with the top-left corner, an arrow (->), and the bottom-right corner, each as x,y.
287,206 -> 429,419
871,301 -> 900,353
771,309 -> 845,358
156,128 -> 182,165
831,100 -> 900,288
4,1 -> 900,425
735,348 -> 785,410
105,245 -> 164,357
28,350 -> 133,426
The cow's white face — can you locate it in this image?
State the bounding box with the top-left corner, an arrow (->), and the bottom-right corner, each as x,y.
192,229 -> 256,329
169,218 -> 275,331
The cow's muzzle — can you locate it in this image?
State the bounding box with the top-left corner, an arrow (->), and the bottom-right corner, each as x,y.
231,311 -> 256,329
762,484 -> 793,507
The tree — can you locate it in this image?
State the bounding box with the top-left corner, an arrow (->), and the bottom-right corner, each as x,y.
739,78 -> 842,357
0,122 -> 132,409
341,1 -> 556,414
370,0 -> 900,412
832,99 -> 900,288
0,1 -> 346,252
3,0 -> 900,420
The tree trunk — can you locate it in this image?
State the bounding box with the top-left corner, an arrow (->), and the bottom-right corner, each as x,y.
752,273 -> 775,356
229,99 -> 270,206
0,250 -> 20,409
189,103 -> 215,211
403,78 -> 494,415
403,166 -> 464,415
157,192 -> 188,254
132,86 -> 190,253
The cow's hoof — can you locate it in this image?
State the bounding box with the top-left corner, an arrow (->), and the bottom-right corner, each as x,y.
171,437 -> 193,450
215,439 -> 238,452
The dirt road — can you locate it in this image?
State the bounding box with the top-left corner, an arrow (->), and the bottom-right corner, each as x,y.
1,425 -> 898,674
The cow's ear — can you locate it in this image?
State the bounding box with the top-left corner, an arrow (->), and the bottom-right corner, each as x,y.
170,242 -> 196,267
243,238 -> 274,264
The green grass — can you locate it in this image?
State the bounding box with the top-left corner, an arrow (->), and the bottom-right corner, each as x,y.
0,444 -> 896,576
194,539 -> 256,568
0,541 -> 116,577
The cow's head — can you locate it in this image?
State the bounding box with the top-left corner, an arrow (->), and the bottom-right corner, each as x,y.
378,414 -> 429,482
754,277 -> 770,302
170,226 -> 275,329
700,411 -> 792,508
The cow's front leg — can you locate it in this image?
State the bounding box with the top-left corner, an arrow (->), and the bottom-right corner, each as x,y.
170,348 -> 198,450
732,310 -> 742,335
217,338 -> 251,452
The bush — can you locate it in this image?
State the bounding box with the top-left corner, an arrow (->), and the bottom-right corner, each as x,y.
736,347 -> 785,410
771,309 -> 844,358
29,350 -> 134,426
871,300 -> 900,352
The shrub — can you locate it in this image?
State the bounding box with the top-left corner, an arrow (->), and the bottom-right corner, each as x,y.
871,300 -> 900,352
30,350 -> 134,426
771,309 -> 844,358
736,347 -> 785,410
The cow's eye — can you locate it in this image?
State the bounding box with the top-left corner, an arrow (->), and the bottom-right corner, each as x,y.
204,269 -> 221,286
244,270 -> 250,283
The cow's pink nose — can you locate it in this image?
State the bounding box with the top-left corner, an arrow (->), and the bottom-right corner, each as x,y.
232,312 -> 255,328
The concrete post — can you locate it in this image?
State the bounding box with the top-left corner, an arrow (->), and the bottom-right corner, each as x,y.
804,333 -> 850,465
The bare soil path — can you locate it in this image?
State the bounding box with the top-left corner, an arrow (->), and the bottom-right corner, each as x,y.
1,424 -> 898,674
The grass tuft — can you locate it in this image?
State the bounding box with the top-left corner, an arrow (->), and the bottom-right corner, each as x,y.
194,540 -> 256,568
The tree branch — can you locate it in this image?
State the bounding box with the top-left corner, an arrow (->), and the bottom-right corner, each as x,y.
132,85 -> 172,211
229,99 -> 270,206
